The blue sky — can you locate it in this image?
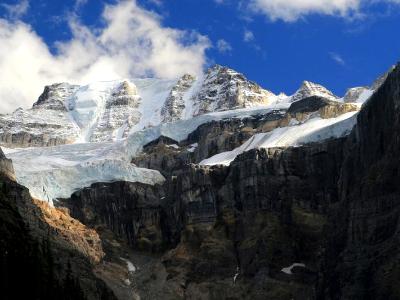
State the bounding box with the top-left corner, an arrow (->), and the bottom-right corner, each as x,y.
0,0 -> 399,112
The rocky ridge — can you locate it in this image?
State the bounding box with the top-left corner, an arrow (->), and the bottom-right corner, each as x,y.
191,65 -> 277,115
0,64 -> 367,149
161,74 -> 196,123
291,81 -> 338,103
343,65 -> 395,103
90,80 -> 142,142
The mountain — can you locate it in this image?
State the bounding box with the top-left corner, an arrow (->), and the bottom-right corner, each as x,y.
0,65 -> 278,148
1,63 -> 399,299
291,80 -> 338,102
343,65 -> 395,103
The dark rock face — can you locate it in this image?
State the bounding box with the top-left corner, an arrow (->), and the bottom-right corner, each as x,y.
0,153 -> 120,300
0,174 -> 117,300
186,110 -> 286,162
288,96 -> 338,114
68,181 -> 166,252
320,64 -> 400,300
0,176 -> 85,300
69,138 -> 346,299
133,110 -> 288,173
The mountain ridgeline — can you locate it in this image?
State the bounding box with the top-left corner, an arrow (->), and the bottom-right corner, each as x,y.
0,63 -> 399,299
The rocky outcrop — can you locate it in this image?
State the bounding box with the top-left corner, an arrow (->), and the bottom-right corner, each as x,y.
33,83 -> 79,111
0,105 -> 79,148
343,86 -> 371,103
0,148 -> 15,180
67,181 -> 165,252
133,110 -> 288,173
0,176 -> 86,300
90,80 -> 142,142
186,110 -> 286,162
288,96 -> 358,119
0,83 -> 81,148
193,65 -> 276,115
134,97 -> 358,173
291,81 -> 338,103
343,66 -> 395,104
161,74 -> 196,123
370,65 -> 396,90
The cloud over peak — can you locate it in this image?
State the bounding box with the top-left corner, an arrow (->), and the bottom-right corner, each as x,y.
0,0 -> 210,113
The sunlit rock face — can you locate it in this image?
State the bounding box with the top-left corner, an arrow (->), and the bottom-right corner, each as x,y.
90,80 -> 142,142
33,82 -> 80,111
291,80 -> 338,103
343,86 -> 371,103
0,82 -> 81,147
161,74 -> 196,123
192,65 -> 277,115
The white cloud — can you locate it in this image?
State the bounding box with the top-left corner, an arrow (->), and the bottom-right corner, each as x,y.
147,0 -> 163,7
1,0 -> 29,19
216,39 -> 232,53
0,0 -> 210,113
329,52 -> 346,65
248,0 -> 361,22
243,29 -> 255,42
74,0 -> 88,10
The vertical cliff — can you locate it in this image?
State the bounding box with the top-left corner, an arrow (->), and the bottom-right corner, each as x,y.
320,64 -> 400,299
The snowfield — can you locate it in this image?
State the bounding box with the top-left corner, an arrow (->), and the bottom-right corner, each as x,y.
3,105 -> 286,203
200,111 -> 358,166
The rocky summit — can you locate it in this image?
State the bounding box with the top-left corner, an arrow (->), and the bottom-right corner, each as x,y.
0,63 -> 400,300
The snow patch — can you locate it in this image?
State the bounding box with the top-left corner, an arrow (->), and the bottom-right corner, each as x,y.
120,257 -> 136,273
281,263 -> 306,275
200,111 -> 358,166
187,143 -> 198,152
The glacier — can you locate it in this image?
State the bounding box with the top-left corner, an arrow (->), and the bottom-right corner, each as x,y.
1,64 -> 383,204
3,104 -> 357,203
1,105 -> 287,202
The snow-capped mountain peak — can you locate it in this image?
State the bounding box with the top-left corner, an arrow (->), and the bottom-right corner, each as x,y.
191,64 -> 277,115
343,65 -> 395,103
291,80 -> 338,103
343,86 -> 373,103
33,82 -> 80,111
